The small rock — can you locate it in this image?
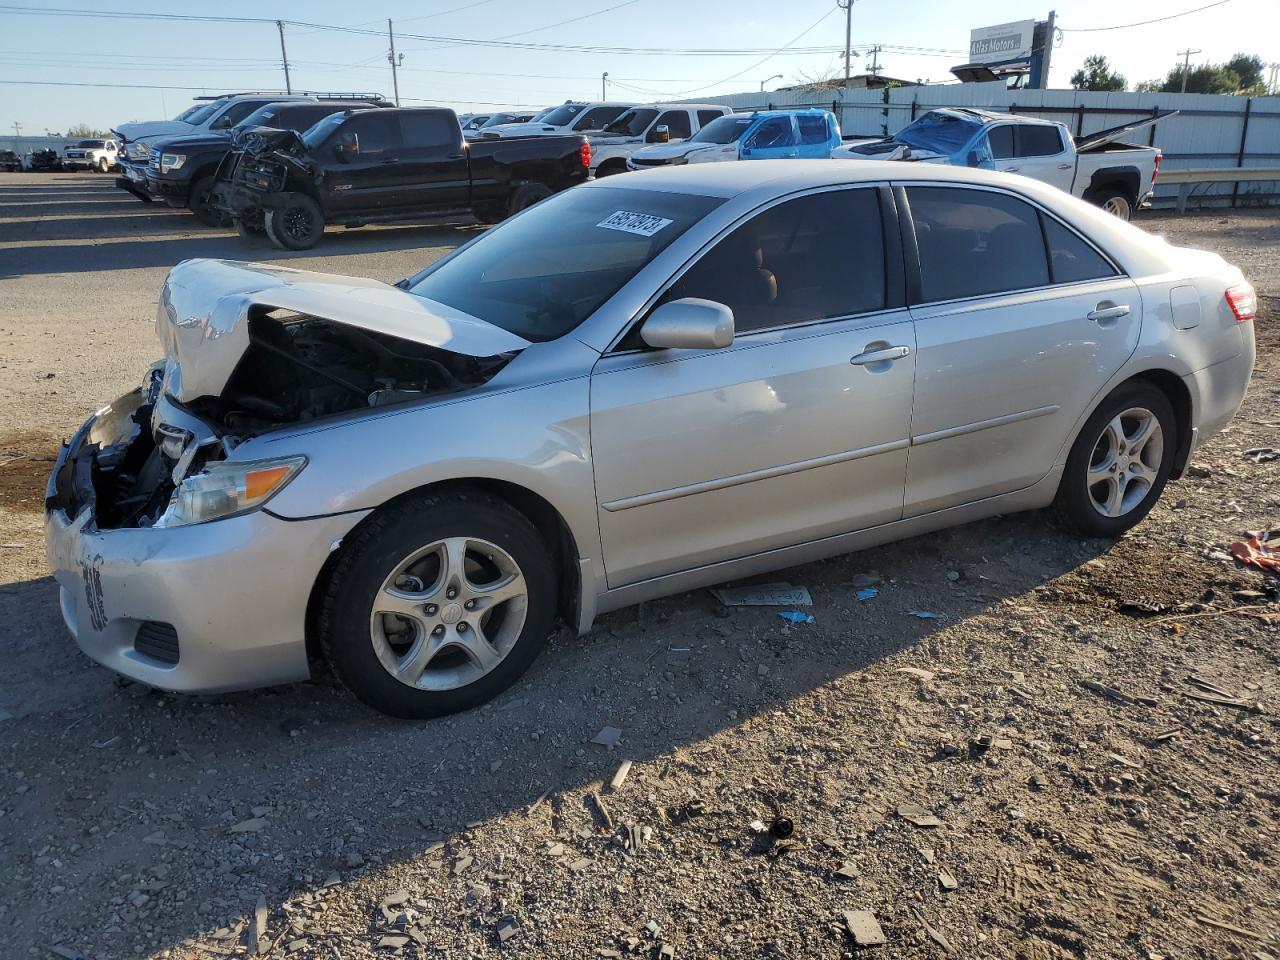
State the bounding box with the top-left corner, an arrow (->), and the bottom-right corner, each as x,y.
377,935 -> 410,949
843,910 -> 887,946
896,803 -> 943,828
496,916 -> 520,943
591,726 -> 623,749
229,818 -> 267,834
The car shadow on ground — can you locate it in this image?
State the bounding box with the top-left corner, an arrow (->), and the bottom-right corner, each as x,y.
0,507 -> 1112,955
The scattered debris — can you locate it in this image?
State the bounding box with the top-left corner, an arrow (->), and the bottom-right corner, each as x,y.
938,869 -> 958,891
907,610 -> 945,619
849,573 -> 882,588
379,891 -> 410,925
896,803 -> 943,828
229,817 -> 268,834
1081,679 -> 1135,705
249,895 -> 269,955
591,792 -> 614,831
777,611 -> 814,624
835,862 -> 857,879
496,916 -> 520,943
712,582 -> 812,606
590,726 -> 623,749
855,587 -> 879,601
609,760 -> 633,792
1229,530 -> 1280,572
1192,911 -> 1265,940
896,667 -> 936,683
567,857 -> 591,873
1242,446 -> 1280,462
377,935 -> 410,949
912,908 -> 956,954
769,816 -> 794,839
842,910 -> 887,946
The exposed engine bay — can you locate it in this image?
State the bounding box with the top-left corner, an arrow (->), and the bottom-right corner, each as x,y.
192,309 -> 513,434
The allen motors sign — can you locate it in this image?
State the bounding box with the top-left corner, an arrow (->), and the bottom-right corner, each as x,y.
968,19 -> 1035,64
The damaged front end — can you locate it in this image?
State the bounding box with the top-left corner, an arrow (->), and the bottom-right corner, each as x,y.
211,130 -> 314,222
50,258 -> 526,532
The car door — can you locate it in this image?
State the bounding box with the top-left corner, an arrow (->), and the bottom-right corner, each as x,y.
325,112 -> 404,215
900,183 -> 1140,516
741,115 -> 799,160
1002,123 -> 1075,192
590,186 -> 915,587
796,114 -> 834,158
653,110 -> 692,142
394,110 -> 470,210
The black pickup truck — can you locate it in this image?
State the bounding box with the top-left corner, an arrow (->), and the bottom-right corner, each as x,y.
143,98 -> 389,226
209,107 -> 591,249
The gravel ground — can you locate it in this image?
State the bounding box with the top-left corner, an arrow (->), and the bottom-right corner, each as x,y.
0,173 -> 1277,960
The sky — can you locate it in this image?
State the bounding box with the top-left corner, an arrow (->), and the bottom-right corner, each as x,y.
1,0 -> 1277,134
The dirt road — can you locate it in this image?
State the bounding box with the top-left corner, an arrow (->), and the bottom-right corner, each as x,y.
1,174 -> 1277,959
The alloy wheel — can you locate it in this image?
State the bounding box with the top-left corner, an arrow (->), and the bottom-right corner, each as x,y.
369,537 -> 529,691
1103,195 -> 1131,219
283,205 -> 314,243
1086,407 -> 1163,518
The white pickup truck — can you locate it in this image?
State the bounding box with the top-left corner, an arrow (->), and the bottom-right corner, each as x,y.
587,103 -> 731,177
833,108 -> 1171,220
61,138 -> 119,172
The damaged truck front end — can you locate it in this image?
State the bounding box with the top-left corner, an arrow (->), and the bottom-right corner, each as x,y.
45,258 -> 526,692
209,127 -> 314,233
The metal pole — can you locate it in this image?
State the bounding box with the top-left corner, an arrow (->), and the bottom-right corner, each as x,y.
387,19 -> 401,107
1177,48 -> 1201,93
839,0 -> 852,91
1039,10 -> 1055,89
276,20 -> 291,94
1231,97 -> 1252,208
602,72 -> 608,100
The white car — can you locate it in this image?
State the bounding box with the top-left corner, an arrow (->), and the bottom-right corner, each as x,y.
832,108 -> 1167,220
61,138 -> 118,172
587,103 -> 731,177
481,101 -> 634,139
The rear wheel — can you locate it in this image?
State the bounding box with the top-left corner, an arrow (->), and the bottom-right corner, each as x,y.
263,194 -> 324,250
473,203 -> 505,225
188,175 -> 231,227
320,491 -> 557,718
1055,382 -> 1176,537
509,182 -> 552,216
1092,188 -> 1133,221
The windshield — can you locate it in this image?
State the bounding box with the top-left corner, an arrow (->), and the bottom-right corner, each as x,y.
235,105 -> 284,130
603,108 -> 658,137
530,106 -> 554,121
76,139 -> 105,148
541,104 -> 584,126
408,185 -> 723,342
894,111 -> 981,153
690,114 -> 753,144
479,113 -> 519,128
182,102 -> 222,127
173,103 -> 206,123
301,113 -> 345,148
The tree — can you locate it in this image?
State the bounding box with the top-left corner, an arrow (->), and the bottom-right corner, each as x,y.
66,122 -> 109,138
1070,55 -> 1126,92
1225,53 -> 1264,90
1159,63 -> 1241,94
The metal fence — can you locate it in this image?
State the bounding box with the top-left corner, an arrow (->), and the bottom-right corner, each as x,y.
0,135 -> 88,157
679,82 -> 1280,209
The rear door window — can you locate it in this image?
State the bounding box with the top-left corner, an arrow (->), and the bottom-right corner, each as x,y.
1016,124 -> 1064,157
665,188 -> 886,333
656,110 -> 691,140
574,106 -> 627,132
399,111 -> 460,149
1041,214 -> 1118,284
907,186 -> 1049,302
797,115 -> 831,145
697,109 -> 724,128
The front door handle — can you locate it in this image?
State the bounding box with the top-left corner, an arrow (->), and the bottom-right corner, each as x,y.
1004,165 -> 1020,172
851,345 -> 911,365
1056,162 -> 1072,169
380,157 -> 400,165
1087,304 -> 1131,323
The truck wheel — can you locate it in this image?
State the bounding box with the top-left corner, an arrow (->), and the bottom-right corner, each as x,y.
188,175 -> 231,228
319,490 -> 558,718
595,160 -> 627,177
509,182 -> 552,216
473,203 -> 506,225
1091,188 -> 1133,221
97,157 -> 108,173
263,194 -> 324,251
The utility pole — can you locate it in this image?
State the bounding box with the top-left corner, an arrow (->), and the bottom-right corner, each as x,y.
276,20 -> 292,94
12,121 -> 21,138
1177,47 -> 1201,92
387,20 -> 401,106
837,0 -> 853,92
760,73 -> 782,92
868,45 -> 881,77
1269,62 -> 1280,96
602,72 -> 608,99
1039,9 -> 1056,89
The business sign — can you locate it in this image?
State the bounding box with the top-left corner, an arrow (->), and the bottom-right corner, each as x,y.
968,19 -> 1035,64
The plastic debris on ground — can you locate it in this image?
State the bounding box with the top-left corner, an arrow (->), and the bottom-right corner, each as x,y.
908,610 -> 945,619
712,582 -> 812,606
1228,529 -> 1280,572
777,611 -> 814,624
855,587 -> 879,601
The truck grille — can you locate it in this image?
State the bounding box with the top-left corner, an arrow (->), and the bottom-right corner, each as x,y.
134,621 -> 180,665
148,153 -> 160,172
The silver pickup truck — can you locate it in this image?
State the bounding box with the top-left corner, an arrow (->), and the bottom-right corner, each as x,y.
833,108 -> 1171,220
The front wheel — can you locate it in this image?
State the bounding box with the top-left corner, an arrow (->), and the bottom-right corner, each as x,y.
188,175 -> 231,227
263,193 -> 324,250
97,157 -> 108,173
1055,382 -> 1176,537
320,491 -> 558,718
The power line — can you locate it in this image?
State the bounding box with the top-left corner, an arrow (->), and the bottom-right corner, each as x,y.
1059,0 -> 1234,32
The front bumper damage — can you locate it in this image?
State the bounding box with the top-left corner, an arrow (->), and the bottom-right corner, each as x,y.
44,389 -> 369,693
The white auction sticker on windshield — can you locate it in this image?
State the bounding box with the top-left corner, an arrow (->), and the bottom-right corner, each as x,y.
597,210 -> 674,237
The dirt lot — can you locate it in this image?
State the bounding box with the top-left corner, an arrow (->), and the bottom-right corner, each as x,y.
0,172 -> 1277,960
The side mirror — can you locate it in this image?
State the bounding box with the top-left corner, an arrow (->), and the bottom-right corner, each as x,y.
649,124 -> 670,144
639,298 -> 734,350
335,133 -> 359,162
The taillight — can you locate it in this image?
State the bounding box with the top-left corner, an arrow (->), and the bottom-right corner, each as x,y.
580,140 -> 591,169
1225,283 -> 1257,323
1151,153 -> 1161,183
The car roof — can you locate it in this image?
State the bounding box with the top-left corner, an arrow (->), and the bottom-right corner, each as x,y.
923,107 -> 1059,127
585,157 -> 1043,199
738,108 -> 832,120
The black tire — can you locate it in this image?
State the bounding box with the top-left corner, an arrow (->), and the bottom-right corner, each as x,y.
97,157 -> 108,173
473,203 -> 505,225
1054,381 -> 1176,538
188,175 -> 231,228
1090,188 -> 1133,221
509,182 -> 552,216
594,160 -> 627,178
263,193 -> 324,251
320,490 -> 558,719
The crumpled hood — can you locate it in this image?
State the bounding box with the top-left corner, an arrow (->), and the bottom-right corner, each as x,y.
156,259 -> 530,403
833,139 -> 949,163
151,131 -> 231,153
114,120 -> 193,144
234,126 -> 305,155
631,141 -> 716,162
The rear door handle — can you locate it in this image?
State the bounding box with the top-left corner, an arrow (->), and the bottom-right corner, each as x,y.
851,345 -> 911,365
1087,304 -> 1131,323
1004,166 -> 1020,172
380,157 -> 400,165
1056,162 -> 1072,169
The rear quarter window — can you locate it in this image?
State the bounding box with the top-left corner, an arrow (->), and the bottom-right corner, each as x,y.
1017,124 -> 1065,157
797,115 -> 830,145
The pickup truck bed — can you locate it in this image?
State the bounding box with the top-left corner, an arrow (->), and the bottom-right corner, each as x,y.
210,108 -> 591,249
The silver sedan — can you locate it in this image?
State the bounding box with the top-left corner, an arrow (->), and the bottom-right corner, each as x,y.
45,161 -> 1257,717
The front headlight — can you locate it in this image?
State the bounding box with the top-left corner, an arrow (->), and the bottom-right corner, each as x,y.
133,141 -> 151,157
154,455 -> 306,528
160,153 -> 187,173
668,155 -> 689,165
